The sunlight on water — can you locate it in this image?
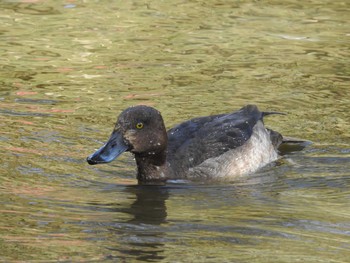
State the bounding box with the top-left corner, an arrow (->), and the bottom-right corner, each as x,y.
0,0 -> 349,262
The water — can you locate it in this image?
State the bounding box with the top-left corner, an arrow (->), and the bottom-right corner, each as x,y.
0,0 -> 349,261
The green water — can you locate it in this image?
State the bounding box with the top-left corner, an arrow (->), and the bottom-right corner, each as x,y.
0,0 -> 349,262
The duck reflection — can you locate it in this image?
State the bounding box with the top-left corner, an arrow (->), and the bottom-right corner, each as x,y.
126,186 -> 169,225
108,185 -> 169,261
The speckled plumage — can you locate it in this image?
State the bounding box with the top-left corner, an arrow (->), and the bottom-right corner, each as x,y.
87,105 -> 284,185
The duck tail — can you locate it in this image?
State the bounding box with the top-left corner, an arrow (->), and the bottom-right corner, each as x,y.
262,111 -> 287,117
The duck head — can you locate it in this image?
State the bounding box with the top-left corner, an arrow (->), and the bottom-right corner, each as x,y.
87,105 -> 168,184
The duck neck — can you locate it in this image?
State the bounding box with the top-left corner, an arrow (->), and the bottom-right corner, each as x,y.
134,151 -> 168,185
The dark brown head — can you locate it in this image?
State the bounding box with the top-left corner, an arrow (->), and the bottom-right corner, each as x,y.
87,105 -> 168,165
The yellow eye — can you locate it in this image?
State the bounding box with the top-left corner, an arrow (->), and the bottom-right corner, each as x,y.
136,122 -> 144,129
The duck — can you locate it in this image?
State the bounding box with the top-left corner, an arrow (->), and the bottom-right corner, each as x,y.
87,105 -> 294,185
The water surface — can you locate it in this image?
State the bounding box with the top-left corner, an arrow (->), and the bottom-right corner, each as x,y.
0,0 -> 349,262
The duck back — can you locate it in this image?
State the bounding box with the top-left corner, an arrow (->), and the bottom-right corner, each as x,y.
166,105 -> 282,179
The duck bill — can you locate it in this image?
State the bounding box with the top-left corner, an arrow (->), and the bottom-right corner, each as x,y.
87,130 -> 128,165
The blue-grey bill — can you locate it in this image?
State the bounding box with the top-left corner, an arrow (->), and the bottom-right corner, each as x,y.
87,131 -> 128,165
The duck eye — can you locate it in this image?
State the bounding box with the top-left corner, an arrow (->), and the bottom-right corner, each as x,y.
136,122 -> 144,129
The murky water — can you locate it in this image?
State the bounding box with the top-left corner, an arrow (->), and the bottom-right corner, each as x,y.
1,0 -> 349,262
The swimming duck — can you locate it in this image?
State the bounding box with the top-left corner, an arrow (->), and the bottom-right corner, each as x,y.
87,105 -> 287,185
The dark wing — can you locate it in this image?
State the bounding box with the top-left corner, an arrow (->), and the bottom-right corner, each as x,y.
166,105 -> 264,176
